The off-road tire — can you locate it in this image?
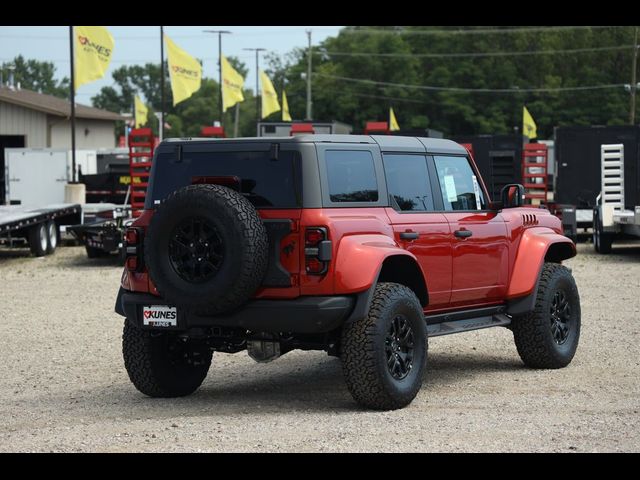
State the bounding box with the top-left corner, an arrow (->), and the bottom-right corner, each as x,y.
593,208 -> 612,254
144,184 -> 269,315
512,263 -> 581,369
122,319 -> 212,397
29,223 -> 48,257
45,220 -> 59,254
85,245 -> 108,258
341,282 -> 427,410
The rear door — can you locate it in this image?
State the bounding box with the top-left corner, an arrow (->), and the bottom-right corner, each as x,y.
430,154 -> 509,307
382,152 -> 452,309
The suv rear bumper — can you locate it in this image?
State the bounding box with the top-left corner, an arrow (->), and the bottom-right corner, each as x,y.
115,287 -> 355,334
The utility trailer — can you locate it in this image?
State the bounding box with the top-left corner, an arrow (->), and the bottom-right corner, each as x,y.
67,128 -> 155,261
0,203 -> 81,256
593,144 -> 640,253
67,205 -> 133,261
553,126 -> 640,241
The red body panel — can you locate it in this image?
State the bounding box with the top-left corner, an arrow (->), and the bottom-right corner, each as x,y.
506,226 -> 576,298
384,208 -> 452,308
444,211 -> 509,306
298,208 -> 395,296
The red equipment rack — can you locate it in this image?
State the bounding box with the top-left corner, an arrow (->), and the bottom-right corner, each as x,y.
128,128 -> 155,217
290,123 -> 315,135
201,126 -> 226,138
522,143 -> 548,205
364,121 -> 390,135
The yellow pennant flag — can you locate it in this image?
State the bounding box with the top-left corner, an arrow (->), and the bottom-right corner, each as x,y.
74,26 -> 114,91
260,70 -> 280,119
165,34 -> 202,106
221,55 -> 245,112
282,90 -> 292,122
134,95 -> 148,128
523,106 -> 537,139
389,107 -> 400,131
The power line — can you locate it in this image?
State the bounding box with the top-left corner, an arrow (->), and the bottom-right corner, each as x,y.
325,90 -> 429,104
340,26 -> 624,36
323,45 -> 635,59
315,73 -> 627,93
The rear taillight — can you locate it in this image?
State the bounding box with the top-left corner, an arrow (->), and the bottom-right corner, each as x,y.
125,227 -> 143,272
305,227 -> 331,275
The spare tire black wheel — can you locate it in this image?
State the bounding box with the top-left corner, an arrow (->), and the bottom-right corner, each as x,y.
144,184 -> 269,315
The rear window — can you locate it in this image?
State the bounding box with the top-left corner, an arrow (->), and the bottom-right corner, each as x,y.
325,150 -> 378,202
147,147 -> 302,209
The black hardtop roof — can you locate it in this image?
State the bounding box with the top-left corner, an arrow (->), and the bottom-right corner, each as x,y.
162,134 -> 466,155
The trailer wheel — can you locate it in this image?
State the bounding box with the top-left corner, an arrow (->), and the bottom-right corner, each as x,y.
29,223 -> 48,257
593,209 -> 612,254
46,220 -> 59,254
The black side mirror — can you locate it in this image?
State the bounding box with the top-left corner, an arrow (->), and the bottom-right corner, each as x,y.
500,184 -> 525,208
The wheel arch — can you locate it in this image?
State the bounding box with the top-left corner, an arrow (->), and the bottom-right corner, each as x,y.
507,227 -> 576,315
377,255 -> 429,307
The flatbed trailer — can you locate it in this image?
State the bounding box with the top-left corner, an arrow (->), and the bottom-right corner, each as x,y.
0,203 -> 81,256
593,144 -> 640,253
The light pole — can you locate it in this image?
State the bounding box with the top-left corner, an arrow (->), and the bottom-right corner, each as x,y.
306,29 -> 312,121
203,29 -> 232,125
243,47 -> 266,123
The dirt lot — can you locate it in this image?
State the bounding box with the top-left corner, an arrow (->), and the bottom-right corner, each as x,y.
0,241 -> 638,452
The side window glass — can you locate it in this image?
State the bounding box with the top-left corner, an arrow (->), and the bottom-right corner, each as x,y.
325,150 -> 378,202
382,154 -> 433,211
434,156 -> 486,211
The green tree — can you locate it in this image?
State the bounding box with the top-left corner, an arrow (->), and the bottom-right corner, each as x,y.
1,55 -> 69,98
266,26 -> 635,138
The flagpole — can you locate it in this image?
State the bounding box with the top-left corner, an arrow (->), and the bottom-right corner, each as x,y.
160,26 -> 165,141
69,26 -> 77,183
203,30 -> 232,128
243,48 -> 266,123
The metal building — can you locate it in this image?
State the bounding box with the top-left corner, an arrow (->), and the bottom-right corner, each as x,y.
0,85 -> 124,150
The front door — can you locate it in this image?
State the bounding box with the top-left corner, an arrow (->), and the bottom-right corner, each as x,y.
382,153 -> 452,309
431,154 -> 509,307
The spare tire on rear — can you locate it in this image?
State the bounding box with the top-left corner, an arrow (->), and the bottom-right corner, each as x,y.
144,184 -> 268,315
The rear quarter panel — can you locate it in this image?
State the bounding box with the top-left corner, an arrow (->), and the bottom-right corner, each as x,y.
299,208 -> 416,296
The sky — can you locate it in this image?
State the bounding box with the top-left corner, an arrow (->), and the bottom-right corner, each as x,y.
0,26 -> 344,104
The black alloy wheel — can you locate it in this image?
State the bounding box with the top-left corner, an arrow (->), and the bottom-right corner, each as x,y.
550,290 -> 571,345
168,217 -> 224,283
385,315 -> 415,380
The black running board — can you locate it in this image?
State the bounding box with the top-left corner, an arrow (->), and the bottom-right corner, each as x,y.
426,313 -> 511,337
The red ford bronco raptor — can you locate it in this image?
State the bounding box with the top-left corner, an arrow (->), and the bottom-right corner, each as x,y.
115,135 -> 580,410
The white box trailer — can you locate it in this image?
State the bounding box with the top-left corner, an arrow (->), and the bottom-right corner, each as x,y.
593,144 -> 640,253
3,148 -> 97,206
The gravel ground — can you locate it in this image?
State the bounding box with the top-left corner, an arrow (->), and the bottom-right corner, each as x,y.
0,241 -> 639,452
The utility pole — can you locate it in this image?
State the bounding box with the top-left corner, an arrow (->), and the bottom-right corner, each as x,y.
204,29 -> 232,126
630,26 -> 638,125
69,26 -> 77,183
160,26 -> 165,141
243,47 -> 266,123
306,29 -> 312,121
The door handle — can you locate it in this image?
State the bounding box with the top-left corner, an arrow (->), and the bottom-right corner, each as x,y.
454,229 -> 473,239
399,231 -> 419,241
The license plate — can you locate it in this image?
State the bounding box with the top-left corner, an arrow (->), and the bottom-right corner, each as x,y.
142,305 -> 177,327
